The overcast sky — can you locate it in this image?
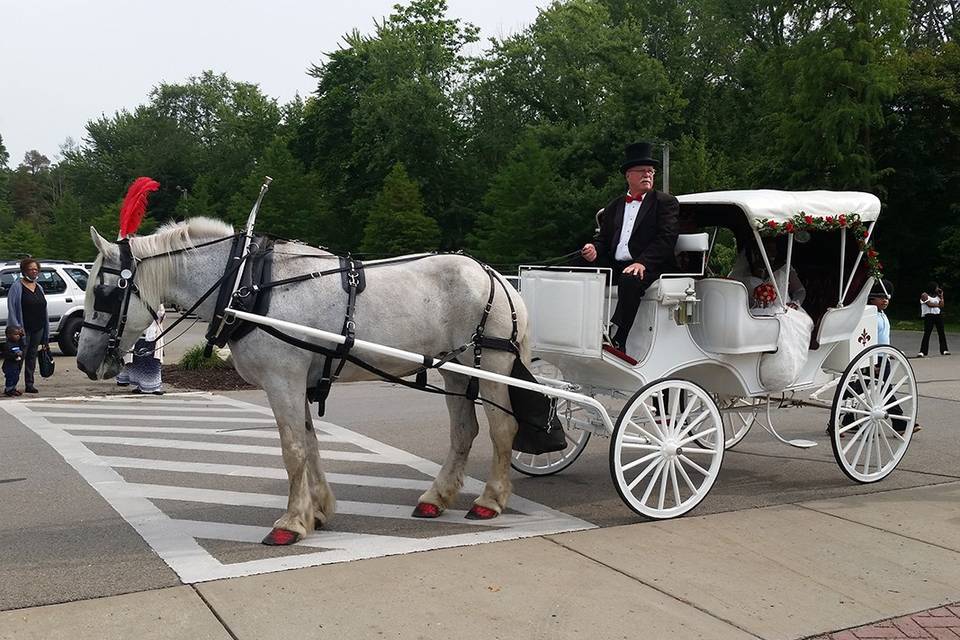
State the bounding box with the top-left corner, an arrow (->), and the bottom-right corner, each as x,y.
0,0 -> 544,166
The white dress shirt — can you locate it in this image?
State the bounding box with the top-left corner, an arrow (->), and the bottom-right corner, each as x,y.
614,192 -> 645,262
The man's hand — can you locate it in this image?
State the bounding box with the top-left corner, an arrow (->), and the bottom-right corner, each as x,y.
581,243 -> 597,263
623,262 -> 646,278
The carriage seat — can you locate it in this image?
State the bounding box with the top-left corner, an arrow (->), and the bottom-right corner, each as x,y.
688,278 -> 780,354
812,279 -> 872,349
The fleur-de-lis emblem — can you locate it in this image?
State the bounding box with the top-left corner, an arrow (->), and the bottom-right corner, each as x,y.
858,329 -> 871,346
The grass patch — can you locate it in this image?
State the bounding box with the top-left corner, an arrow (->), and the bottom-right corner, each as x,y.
891,319 -> 960,333
178,344 -> 231,370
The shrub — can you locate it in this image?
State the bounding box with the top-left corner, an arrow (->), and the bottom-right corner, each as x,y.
178,344 -> 231,370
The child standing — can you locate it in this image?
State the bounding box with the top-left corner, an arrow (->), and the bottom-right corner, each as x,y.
2,326 -> 25,397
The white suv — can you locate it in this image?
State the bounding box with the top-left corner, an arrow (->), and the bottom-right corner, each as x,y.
0,261 -> 89,356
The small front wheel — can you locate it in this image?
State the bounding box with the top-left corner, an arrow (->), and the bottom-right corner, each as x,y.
830,345 -> 918,483
610,379 -> 723,519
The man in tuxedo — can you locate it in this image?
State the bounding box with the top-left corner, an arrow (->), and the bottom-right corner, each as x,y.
580,142 -> 679,349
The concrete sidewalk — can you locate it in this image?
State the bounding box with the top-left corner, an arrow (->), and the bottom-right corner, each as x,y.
3,480 -> 959,640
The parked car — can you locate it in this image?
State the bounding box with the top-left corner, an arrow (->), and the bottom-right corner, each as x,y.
0,261 -> 89,356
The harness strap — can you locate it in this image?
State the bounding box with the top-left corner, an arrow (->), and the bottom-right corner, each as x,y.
314,256 -> 363,415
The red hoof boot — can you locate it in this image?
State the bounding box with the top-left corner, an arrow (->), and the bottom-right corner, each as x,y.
412,502 -> 441,518
262,528 -> 301,546
465,505 -> 499,520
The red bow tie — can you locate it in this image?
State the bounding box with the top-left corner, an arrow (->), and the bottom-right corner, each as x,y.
626,193 -> 644,204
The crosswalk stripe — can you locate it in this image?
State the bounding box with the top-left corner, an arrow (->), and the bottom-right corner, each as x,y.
36,412 -> 276,423
76,435 -> 393,463
59,424 -> 341,442
27,402 -> 261,413
128,483 -> 529,527
99,456 -> 435,491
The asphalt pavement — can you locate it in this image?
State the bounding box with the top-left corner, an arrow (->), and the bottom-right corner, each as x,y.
0,329 -> 956,639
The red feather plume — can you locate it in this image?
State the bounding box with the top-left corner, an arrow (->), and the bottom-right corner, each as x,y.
119,177 -> 160,238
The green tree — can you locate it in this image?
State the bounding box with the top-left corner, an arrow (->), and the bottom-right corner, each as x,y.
359,163 -> 440,255
295,0 -> 478,249
0,220 -> 47,258
44,193 -> 88,261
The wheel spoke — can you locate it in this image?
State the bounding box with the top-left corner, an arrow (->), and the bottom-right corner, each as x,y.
877,359 -> 901,404
656,391 -> 668,436
838,406 -> 874,417
842,421 -> 871,456
626,419 -> 663,446
667,387 -> 683,435
879,420 -> 907,442
879,424 -> 896,460
678,454 -> 710,476
638,402 -> 668,441
621,443 -> 662,451
673,396 -> 700,440
680,446 -> 718,455
676,409 -> 712,440
848,422 -> 872,471
855,368 -> 872,403
669,460 -> 682,508
678,427 -> 717,448
882,395 -> 912,412
845,382 -> 872,411
837,414 -> 871,435
675,457 -> 698,493
621,450 -> 661,474
638,460 -> 665,504
657,461 -> 669,509
880,375 -> 910,406
888,413 -> 913,422
622,434 -> 652,445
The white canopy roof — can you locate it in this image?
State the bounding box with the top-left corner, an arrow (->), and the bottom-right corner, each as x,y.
676,190 -> 881,224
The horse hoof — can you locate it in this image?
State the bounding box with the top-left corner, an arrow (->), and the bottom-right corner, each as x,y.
412,502 -> 441,518
465,505 -> 499,520
261,528 -> 301,546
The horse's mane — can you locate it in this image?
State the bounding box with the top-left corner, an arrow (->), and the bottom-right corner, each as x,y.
129,217 -> 234,308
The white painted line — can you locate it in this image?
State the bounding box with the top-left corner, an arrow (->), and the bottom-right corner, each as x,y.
76,435 -> 393,463
59,424 -> 339,442
100,456 -> 436,491
30,403 -> 267,413
129,483 -> 540,527
36,412 -> 276,423
170,518 -> 414,549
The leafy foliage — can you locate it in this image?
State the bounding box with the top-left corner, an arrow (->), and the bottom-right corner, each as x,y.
0,0 -> 957,312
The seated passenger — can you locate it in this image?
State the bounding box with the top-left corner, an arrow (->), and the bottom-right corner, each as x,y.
730,240 -> 805,316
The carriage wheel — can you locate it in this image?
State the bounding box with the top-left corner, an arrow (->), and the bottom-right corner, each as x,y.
610,379 -> 723,519
830,345 -> 918,483
694,396 -> 759,450
511,398 -> 592,476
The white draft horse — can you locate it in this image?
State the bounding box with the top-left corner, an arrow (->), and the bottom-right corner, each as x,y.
76,218 -> 530,544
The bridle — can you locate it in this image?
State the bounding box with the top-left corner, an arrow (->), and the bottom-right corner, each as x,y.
82,234 -> 243,362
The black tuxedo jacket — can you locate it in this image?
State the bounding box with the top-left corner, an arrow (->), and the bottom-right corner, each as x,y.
591,190 -> 679,276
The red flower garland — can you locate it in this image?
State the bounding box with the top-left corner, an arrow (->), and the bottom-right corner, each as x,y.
755,212 -> 883,280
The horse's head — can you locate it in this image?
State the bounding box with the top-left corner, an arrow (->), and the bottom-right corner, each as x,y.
76,227 -> 162,379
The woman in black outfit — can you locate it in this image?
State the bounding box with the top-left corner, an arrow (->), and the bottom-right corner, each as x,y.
5,258 -> 50,393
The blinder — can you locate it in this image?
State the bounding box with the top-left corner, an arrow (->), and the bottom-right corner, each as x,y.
83,239 -> 143,359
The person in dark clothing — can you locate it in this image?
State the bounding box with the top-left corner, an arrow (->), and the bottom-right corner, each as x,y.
580,142 -> 679,349
5,258 -> 50,394
2,325 -> 25,396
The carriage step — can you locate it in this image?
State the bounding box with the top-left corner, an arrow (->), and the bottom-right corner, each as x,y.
602,344 -> 638,365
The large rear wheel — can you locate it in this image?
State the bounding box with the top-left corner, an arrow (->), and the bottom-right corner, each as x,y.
830,345 -> 917,483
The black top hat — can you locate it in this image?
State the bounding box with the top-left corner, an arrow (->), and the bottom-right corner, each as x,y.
620,142 -> 661,173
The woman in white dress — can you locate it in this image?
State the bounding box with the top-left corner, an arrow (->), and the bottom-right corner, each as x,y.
731,240 -> 812,390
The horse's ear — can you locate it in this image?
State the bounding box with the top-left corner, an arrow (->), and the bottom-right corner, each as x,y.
90,227 -> 115,255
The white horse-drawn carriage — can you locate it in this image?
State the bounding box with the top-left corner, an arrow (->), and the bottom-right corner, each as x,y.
512,189 -> 917,518
78,185 -> 916,543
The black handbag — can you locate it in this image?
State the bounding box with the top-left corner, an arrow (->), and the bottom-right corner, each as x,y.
38,347 -> 55,378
